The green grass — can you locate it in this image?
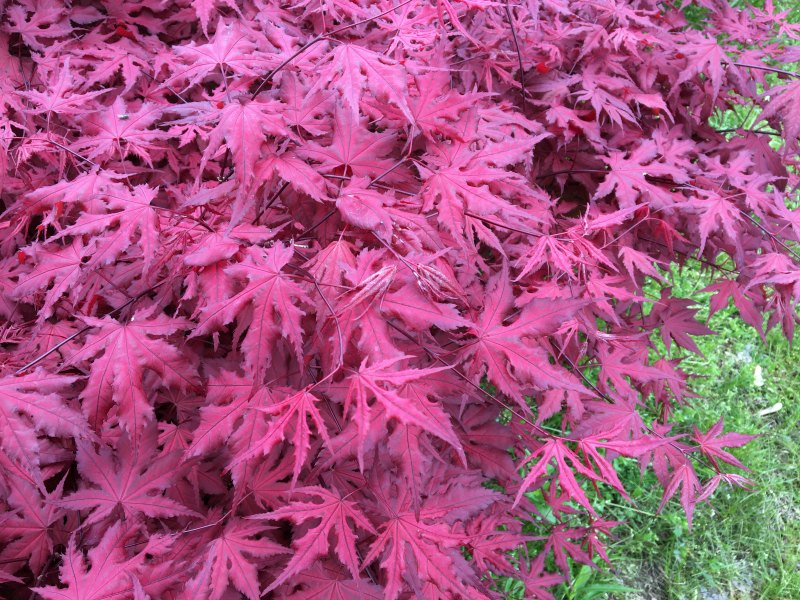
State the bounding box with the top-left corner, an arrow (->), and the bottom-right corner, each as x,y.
592,0 -> 800,589
553,263 -> 800,599
492,262 -> 800,599
497,2 -> 800,596
572,2 -> 800,596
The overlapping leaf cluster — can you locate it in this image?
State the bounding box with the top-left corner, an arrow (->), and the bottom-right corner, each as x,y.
1,0 -> 799,597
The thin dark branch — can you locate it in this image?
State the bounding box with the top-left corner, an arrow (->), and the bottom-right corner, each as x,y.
383,319 -> 561,441
465,211 -> 543,237
142,70 -> 189,104
322,173 -> 418,197
367,157 -> 407,189
296,208 -> 338,241
286,261 -> 344,374
637,235 -> 737,274
553,336 -> 722,474
503,0 -> 528,114
14,280 -> 168,375
733,62 -> 800,78
536,168 -> 607,180
250,0 -> 417,98
714,127 -> 781,137
254,181 -> 289,224
737,207 -> 800,263
35,138 -> 99,169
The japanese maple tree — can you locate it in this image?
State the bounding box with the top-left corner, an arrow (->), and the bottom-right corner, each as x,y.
1,0 -> 799,597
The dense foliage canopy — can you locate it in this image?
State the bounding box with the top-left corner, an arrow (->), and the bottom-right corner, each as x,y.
1,0 -> 799,597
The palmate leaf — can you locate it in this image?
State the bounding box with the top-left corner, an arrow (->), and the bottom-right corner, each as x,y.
57,426 -> 198,526
343,355 -> 463,470
691,417 -> 758,471
363,473 -> 496,600
192,243 -> 310,384
253,485 -> 376,591
49,184 -> 162,270
185,518 -> 289,600
32,522 -> 172,600
228,387 -> 331,486
297,105 -> 400,182
198,99 -> 293,225
514,438 -> 599,512
71,98 -> 167,167
13,238 -> 92,321
461,265 -> 585,407
310,43 -> 413,122
165,20 -> 276,91
0,371 -> 87,482
17,57 -> 106,116
0,468 -> 67,574
64,312 -> 199,435
592,140 -> 687,209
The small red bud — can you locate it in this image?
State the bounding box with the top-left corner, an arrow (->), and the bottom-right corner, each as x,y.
535,62 -> 551,74
115,25 -> 135,40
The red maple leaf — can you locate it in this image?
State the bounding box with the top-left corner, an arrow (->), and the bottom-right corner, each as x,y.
254,485 -> 376,591
228,386 -> 332,486
193,243 -> 310,384
65,311 -> 198,434
310,43 -> 412,122
461,265 -> 584,407
32,522 -> 171,600
186,518 -> 289,600
57,426 -> 198,525
0,371 -> 86,481
691,417 -> 758,471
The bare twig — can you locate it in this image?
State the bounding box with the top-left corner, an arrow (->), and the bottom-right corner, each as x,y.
250,0 -> 417,98
733,62 -> 800,79
503,0 -> 528,114
14,280 -> 168,375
